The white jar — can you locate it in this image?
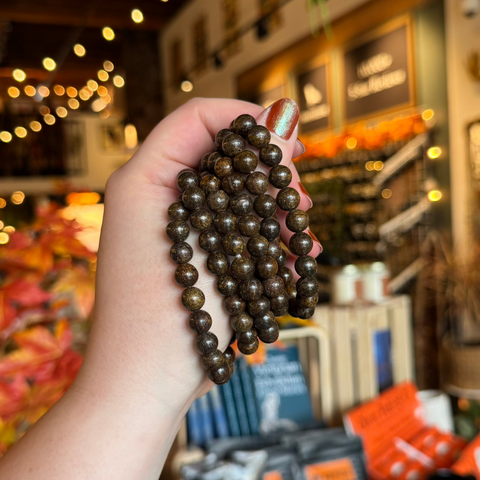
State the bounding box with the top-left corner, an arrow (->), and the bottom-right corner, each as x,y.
332,265 -> 361,305
362,262 -> 390,304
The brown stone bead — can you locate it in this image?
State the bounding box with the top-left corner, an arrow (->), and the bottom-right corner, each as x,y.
215,128 -> 234,150
233,114 -> 256,137
246,172 -> 269,195
200,152 -> 212,172
268,240 -> 283,260
231,256 -> 255,280
177,169 -> 200,191
254,310 -> 276,329
182,287 -> 205,311
254,194 -> 277,218
271,291 -> 289,316
238,338 -> 259,355
258,323 -> 280,344
223,346 -> 236,364
277,187 -> 301,211
190,208 -> 213,231
247,125 -> 271,148
259,144 -> 283,167
230,193 -> 253,216
297,276 -> 319,297
259,217 -> 280,242
200,173 -> 221,195
247,234 -> 269,258
289,303 -> 315,320
277,248 -> 287,267
225,294 -> 246,315
175,263 -> 199,287
207,363 -> 231,384
168,201 -> 190,221
222,133 -> 245,157
236,328 -> 258,344
166,220 -> 190,242
207,190 -> 229,213
269,165 -> 292,189
217,274 -> 238,296
263,275 -> 285,298
297,294 -> 319,308
182,186 -> 205,210
239,278 -> 263,301
207,252 -> 230,276
213,212 -> 237,234
295,255 -> 318,277
286,283 -> 297,299
289,232 -> 313,256
222,232 -> 246,255
189,310 -> 212,334
195,332 -> 218,355
247,295 -> 270,317
238,214 -> 260,237
214,157 -> 233,178
170,242 -> 193,264
201,349 -> 224,370
199,229 -> 221,253
286,210 -> 309,232
256,255 -> 278,279
233,150 -> 258,174
278,266 -> 293,286
231,312 -> 253,332
207,152 -> 222,172
222,173 -> 245,195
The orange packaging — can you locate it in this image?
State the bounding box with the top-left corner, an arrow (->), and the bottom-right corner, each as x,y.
452,432 -> 480,479
409,427 -> 438,452
303,458 -> 358,480
263,472 -> 284,480
373,450 -> 409,479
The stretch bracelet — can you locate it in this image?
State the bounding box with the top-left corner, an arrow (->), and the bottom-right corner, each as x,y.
167,113 -> 319,385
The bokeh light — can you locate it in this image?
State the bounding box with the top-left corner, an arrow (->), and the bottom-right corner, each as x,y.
181,80 -> 193,92
67,87 -> 78,98
54,85 -> 65,96
382,189 -> 392,199
14,127 -> 27,138
428,190 -> 442,202
39,106 -> 50,116
73,44 -> 86,57
427,147 -> 442,159
97,86 -> 108,97
68,98 -> 80,109
13,69 -> 26,82
38,86 -> 50,97
113,75 -> 125,87
103,61 -> 114,72
102,27 -> 115,41
30,121 -> 42,132
42,57 -> 56,71
0,199 -> 6,208
0,233 -> 9,245
24,85 -> 36,97
87,80 -> 98,91
56,107 -> 68,118
98,70 -> 109,82
8,87 -> 20,98
0,132 -> 12,143
131,9 -> 144,23
11,191 -> 25,205
44,114 -> 56,125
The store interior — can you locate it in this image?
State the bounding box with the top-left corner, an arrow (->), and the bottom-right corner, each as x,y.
2,0 -> 480,478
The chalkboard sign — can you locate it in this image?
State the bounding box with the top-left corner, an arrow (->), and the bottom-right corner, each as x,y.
343,22 -> 413,121
296,62 -> 330,134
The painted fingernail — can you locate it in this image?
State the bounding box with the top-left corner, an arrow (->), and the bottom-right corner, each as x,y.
308,230 -> 323,254
266,98 -> 299,140
296,139 -> 306,155
298,182 -> 313,208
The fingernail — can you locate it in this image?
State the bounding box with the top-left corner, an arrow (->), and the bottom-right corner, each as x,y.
266,98 -> 299,140
298,182 -> 313,209
296,139 -> 306,155
308,230 -> 323,254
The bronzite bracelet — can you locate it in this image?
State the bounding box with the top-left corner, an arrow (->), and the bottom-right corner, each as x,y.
167,114 -> 319,385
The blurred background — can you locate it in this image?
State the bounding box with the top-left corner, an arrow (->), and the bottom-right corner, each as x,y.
2,0 -> 480,479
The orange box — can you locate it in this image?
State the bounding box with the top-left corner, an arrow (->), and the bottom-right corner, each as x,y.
452,432 -> 480,479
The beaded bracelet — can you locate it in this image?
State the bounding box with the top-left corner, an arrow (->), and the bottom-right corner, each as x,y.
167,113 -> 319,385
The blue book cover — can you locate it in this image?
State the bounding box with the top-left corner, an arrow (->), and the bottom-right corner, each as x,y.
220,381 -> 241,437
208,386 -> 230,438
186,399 -> 203,447
230,364 -> 251,436
373,329 -> 393,392
198,394 -> 214,446
238,357 -> 260,435
249,345 -> 313,435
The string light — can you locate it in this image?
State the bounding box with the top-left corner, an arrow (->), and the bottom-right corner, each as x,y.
30,121 -> 42,132
24,85 -> 36,97
346,137 -> 357,149
98,70 -> 109,82
427,147 -> 442,160
68,98 -> 80,109
113,75 -> 125,87
181,80 -> 193,92
14,127 -> 27,138
56,107 -> 68,118
39,106 -> 50,116
365,161 -> 375,171
67,87 -> 78,98
11,191 -> 25,205
0,221 -> 3,230
42,57 -> 56,71
8,87 -> 20,98
101,94 -> 112,104
374,161 -> 384,171
382,189 -> 392,199
422,109 -> 435,122
54,85 -> 65,96
73,44 -> 86,57
131,9 -> 144,23
3,226 -> 14,234
428,190 -> 442,202
38,86 -> 50,97
44,114 -> 56,125
0,199 -> 6,208
103,61 -> 114,72
79,89 -> 91,101
0,233 -> 9,245
13,69 -> 26,82
87,80 -> 98,91
0,132 -> 12,143
97,86 -> 108,97
102,27 -> 115,41
125,124 -> 138,149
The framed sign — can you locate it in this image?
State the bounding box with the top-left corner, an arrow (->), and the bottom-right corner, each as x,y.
342,18 -> 414,121
295,59 -> 331,134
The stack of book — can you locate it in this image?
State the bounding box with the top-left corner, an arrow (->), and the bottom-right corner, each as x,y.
186,344 -> 314,448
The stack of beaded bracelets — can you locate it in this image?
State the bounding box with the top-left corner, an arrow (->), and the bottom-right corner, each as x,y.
167,113 -> 319,385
